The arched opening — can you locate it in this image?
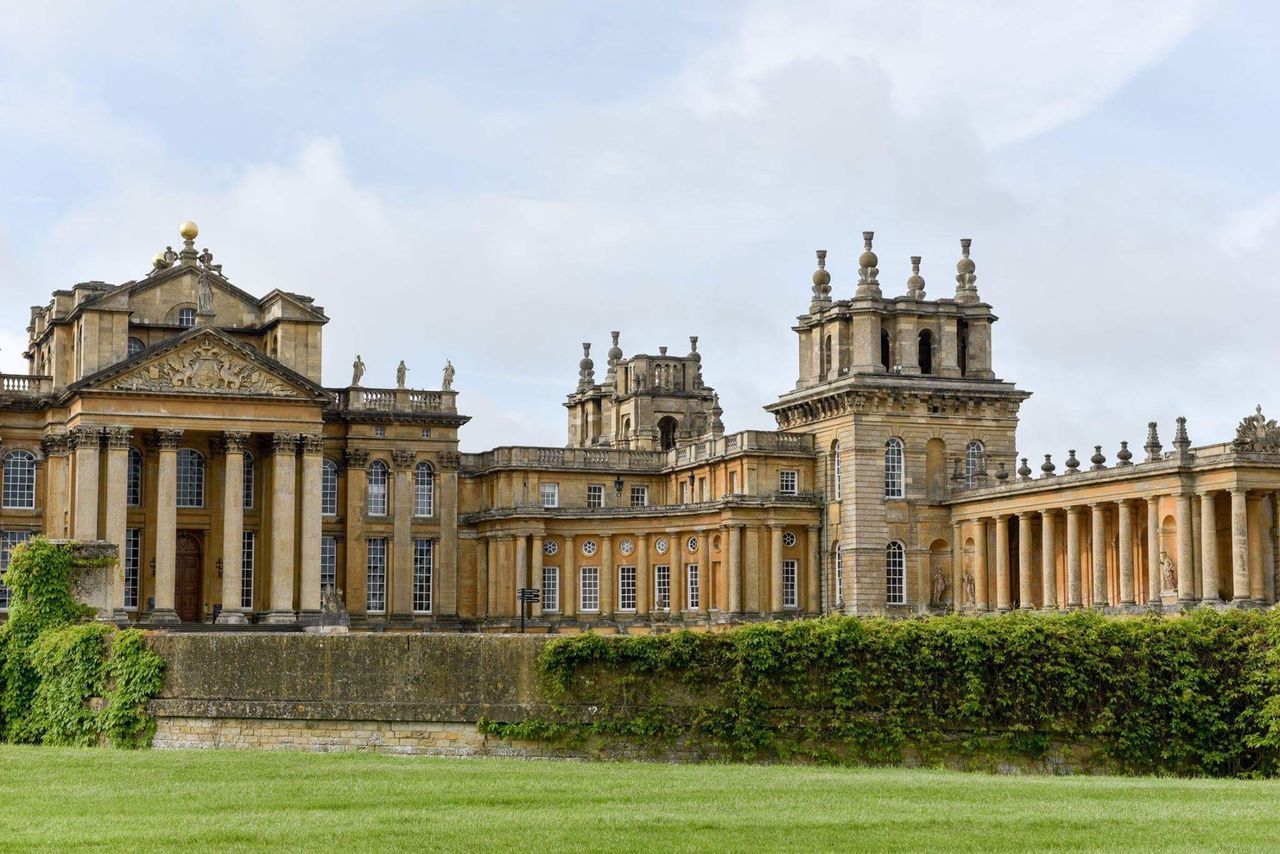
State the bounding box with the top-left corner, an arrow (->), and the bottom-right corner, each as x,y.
918,329 -> 933,374
957,320 -> 969,376
831,439 -> 841,499
880,329 -> 892,371
964,440 -> 985,489
928,539 -> 951,607
925,438 -> 947,502
658,416 -> 678,451
822,335 -> 832,377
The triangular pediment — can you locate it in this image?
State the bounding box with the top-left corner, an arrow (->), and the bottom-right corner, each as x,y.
72,327 -> 328,401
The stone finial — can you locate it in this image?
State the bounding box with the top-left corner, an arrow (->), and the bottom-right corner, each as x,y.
1017,457 -> 1032,481
1144,421 -> 1163,462
605,331 -> 622,385
688,336 -> 700,360
1065,449 -> 1080,474
578,343 -> 595,391
994,461 -> 1009,482
1090,445 -> 1106,471
659,346 -> 668,356
1041,454 -> 1056,477
1173,416 -> 1192,459
811,249 -> 832,310
1117,441 -> 1133,466
855,231 -> 881,299
955,237 -> 978,304
710,393 -> 724,435
906,256 -> 926,300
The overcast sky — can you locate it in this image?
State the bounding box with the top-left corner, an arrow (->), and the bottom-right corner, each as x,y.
2,1 -> 1278,457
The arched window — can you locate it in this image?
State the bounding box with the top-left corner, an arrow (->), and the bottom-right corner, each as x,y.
242,452 -> 255,509
884,438 -> 905,499
832,440 -> 841,499
414,462 -> 434,517
657,416 -> 678,451
126,447 -> 143,507
127,337 -> 145,358
176,449 -> 204,508
918,329 -> 933,374
822,334 -> 832,377
886,541 -> 906,605
177,307 -> 197,328
321,459 -> 338,516
957,320 -> 969,376
965,440 -> 985,489
367,460 -> 388,516
2,450 -> 37,509
880,328 -> 892,370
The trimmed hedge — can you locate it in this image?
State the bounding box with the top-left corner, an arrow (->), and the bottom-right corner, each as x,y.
482,610 -> 1280,776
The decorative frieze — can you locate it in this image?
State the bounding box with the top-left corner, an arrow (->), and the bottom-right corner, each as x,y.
112,340 -> 295,397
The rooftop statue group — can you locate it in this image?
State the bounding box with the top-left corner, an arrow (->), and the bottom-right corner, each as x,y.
351,355 -> 454,391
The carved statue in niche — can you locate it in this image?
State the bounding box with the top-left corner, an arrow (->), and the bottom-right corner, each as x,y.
962,572 -> 976,606
352,354 -> 365,387
931,569 -> 948,607
1160,551 -> 1177,592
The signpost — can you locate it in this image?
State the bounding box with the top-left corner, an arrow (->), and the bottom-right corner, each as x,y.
516,587 -> 541,633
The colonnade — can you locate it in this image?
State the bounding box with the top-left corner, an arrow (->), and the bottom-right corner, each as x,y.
472,522 -> 822,623
65,425 -> 324,623
954,489 -> 1280,610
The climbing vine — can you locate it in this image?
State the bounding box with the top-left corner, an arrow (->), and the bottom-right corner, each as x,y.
0,537 -> 165,747
481,610 -> 1280,777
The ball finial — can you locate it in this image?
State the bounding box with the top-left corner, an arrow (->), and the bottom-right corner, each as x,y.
179,221 -> 199,240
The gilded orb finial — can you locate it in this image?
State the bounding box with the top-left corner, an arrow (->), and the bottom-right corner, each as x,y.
179,221 -> 199,240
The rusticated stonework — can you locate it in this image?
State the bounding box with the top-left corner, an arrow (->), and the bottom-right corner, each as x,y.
112,341 -> 295,397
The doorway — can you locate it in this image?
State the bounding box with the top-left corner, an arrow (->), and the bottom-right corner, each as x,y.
176,531 -> 203,622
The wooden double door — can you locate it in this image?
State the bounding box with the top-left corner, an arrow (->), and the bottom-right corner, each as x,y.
176,531 -> 203,623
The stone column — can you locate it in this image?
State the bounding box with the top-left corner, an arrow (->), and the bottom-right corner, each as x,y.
1247,493 -> 1265,603
217,431 -> 249,624
728,524 -> 743,614
1273,494 -> 1280,605
264,432 -> 298,624
806,524 -> 821,614
1117,500 -> 1135,606
1146,496 -> 1162,606
436,455 -> 460,620
40,435 -> 70,539
994,515 -> 1010,612
1091,503 -> 1108,608
1066,506 -> 1083,608
530,535 -> 544,618
343,449 -> 369,618
636,534 -> 650,617
487,538 -> 501,616
150,428 -> 182,623
951,520 -> 964,608
1231,489 -> 1251,601
1176,493 -> 1195,604
770,525 -> 784,613
1018,512 -> 1034,609
1200,491 -> 1219,603
390,450 -> 415,622
1040,509 -> 1057,609
71,426 -> 101,540
298,435 -> 324,616
973,518 -> 990,611
103,426 -> 131,621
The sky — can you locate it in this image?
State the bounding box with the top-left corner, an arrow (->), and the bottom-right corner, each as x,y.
2,1 -> 1279,456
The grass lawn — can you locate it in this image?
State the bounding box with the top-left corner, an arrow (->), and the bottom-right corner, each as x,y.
1,746 -> 1278,852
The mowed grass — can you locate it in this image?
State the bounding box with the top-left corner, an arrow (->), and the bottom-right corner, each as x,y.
1,747 -> 1279,852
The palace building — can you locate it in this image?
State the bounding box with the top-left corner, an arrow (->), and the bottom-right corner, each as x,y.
0,223 -> 1276,630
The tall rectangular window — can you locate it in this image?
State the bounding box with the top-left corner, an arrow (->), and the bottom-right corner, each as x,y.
0,530 -> 34,610
321,460 -> 338,516
698,477 -> 707,502
413,538 -> 433,613
783,559 -> 798,609
540,483 -> 559,508
579,566 -> 599,612
729,471 -> 739,494
320,535 -> 337,591
630,485 -> 648,507
124,528 -> 141,610
542,566 -> 560,612
886,541 -> 906,605
241,531 -> 255,610
414,464 -> 434,517
686,564 -> 700,610
367,537 -> 387,613
779,470 -> 798,495
243,454 -> 255,509
176,449 -> 204,508
586,484 -> 604,509
834,545 -> 843,606
618,566 -> 636,611
655,565 -> 670,610
126,447 -> 143,507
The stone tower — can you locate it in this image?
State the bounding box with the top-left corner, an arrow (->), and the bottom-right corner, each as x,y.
766,234 -> 1031,614
565,333 -> 721,450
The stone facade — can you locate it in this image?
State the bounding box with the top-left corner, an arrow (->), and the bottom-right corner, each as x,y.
1,223 -> 1277,625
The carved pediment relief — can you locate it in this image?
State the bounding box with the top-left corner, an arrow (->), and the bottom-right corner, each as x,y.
110,339 -> 300,397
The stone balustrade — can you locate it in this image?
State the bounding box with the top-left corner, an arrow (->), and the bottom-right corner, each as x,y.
326,386 -> 457,415
0,373 -> 53,395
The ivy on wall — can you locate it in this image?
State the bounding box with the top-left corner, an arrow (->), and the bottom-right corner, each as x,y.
482,611 -> 1280,777
0,537 -> 165,747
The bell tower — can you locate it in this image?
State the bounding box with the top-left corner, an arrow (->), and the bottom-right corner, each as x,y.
767,233 -> 1030,615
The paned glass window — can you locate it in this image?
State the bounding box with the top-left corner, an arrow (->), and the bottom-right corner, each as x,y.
2,450 -> 36,509
124,528 -> 141,610
321,459 -> 338,516
630,485 -> 648,507
366,537 -> 387,612
321,535 -> 337,591
243,452 -> 254,509
886,541 -> 906,605
241,531 -> 256,609
579,566 -> 599,611
414,463 -> 434,517
686,564 -> 700,610
127,337 -> 145,357
541,566 -> 560,612
176,449 -> 204,508
618,565 -> 636,611
783,559 -> 798,608
885,438 -> 905,499
779,470 -> 798,495
655,564 -> 670,610
540,482 -> 559,508
587,484 -> 604,508
965,441 -> 985,489
0,531 -> 35,609
367,460 -> 388,516
413,538 -> 433,613
177,307 -> 196,328
126,447 -> 143,506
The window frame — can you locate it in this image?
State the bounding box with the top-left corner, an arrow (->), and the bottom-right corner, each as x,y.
654,564 -> 671,610
630,485 -> 649,508
176,448 -> 205,509
541,566 -> 560,613
579,565 -> 600,612
586,483 -> 604,509
413,462 -> 435,517
241,530 -> 256,610
242,452 -> 255,509
1,530 -> 35,610
413,538 -> 433,614
779,469 -> 798,496
321,459 -> 339,517
886,540 -> 906,605
783,559 -> 798,609
965,440 -> 985,489
177,307 -> 197,328
123,528 -> 141,610
884,437 -> 905,500
540,482 -> 559,509
2,450 -> 37,510
126,446 -> 143,507
320,534 -> 337,592
686,563 -> 700,610
366,537 -> 388,613
618,565 -> 637,611
832,440 -> 841,500
367,460 -> 389,517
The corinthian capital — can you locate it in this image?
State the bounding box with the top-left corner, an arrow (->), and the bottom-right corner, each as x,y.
155,428 -> 184,450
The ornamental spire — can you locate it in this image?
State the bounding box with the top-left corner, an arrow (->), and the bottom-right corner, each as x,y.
810,249 -> 832,311
906,255 -> 925,300
855,231 -> 881,299
955,237 -> 978,303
